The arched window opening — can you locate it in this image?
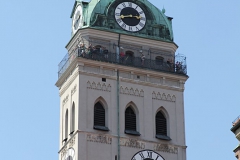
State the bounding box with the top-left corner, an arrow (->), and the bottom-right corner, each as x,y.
125,51 -> 134,64
94,102 -> 109,131
64,109 -> 68,141
156,111 -> 171,140
125,106 -> 140,136
155,56 -> 164,65
70,103 -> 75,134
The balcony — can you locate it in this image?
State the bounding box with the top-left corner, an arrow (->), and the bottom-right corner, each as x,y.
58,42 -> 187,79
233,115 -> 240,127
231,115 -> 240,136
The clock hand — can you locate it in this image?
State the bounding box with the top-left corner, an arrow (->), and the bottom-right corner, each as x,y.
120,15 -> 141,19
134,16 -> 141,19
120,14 -> 133,19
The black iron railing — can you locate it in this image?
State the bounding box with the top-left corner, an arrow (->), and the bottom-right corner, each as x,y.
58,50 -> 187,78
233,115 -> 240,126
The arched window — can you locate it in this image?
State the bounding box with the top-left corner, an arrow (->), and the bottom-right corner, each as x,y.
156,111 -> 171,140
70,102 -> 75,134
94,102 -> 109,131
155,56 -> 164,65
125,106 -> 140,136
65,109 -> 68,140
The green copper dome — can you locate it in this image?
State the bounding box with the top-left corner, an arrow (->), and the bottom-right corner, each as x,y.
71,0 -> 174,41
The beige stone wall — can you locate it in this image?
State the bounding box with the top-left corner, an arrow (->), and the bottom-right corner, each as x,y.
57,29 -> 188,160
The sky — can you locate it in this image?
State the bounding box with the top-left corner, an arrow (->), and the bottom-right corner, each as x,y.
0,0 -> 240,159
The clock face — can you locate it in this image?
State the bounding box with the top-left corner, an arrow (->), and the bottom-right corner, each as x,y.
114,2 -> 146,32
131,150 -> 164,160
72,5 -> 83,34
65,148 -> 75,160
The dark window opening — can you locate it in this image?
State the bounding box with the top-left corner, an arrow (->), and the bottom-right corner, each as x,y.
156,111 -> 171,140
102,78 -> 106,82
94,102 -> 109,131
155,56 -> 164,65
125,107 -> 140,136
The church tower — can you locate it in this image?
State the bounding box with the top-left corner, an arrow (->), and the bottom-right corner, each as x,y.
56,0 -> 188,160
231,116 -> 240,159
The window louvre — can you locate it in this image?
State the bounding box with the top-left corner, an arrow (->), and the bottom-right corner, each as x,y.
125,107 -> 136,131
156,111 -> 167,135
94,102 -> 105,127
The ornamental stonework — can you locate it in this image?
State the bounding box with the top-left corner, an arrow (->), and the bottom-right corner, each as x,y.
120,138 -> 145,149
62,95 -> 69,105
69,136 -> 76,147
153,143 -> 178,154
87,81 -> 111,92
71,84 -> 77,95
236,132 -> 240,141
61,145 -> 67,159
152,91 -> 176,102
86,133 -> 112,144
120,86 -> 144,97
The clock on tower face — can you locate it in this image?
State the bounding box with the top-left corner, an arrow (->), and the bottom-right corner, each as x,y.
131,150 -> 164,160
114,2 -> 146,32
65,148 -> 75,160
72,5 -> 83,34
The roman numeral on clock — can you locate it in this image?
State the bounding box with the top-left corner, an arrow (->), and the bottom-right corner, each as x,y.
122,2 -> 126,8
147,151 -> 153,158
129,26 -> 132,31
121,23 -> 126,29
138,152 -> 145,159
139,11 -> 144,14
115,13 -> 120,16
139,22 -> 144,27
117,18 -> 122,24
128,2 -> 132,7
140,17 -> 146,21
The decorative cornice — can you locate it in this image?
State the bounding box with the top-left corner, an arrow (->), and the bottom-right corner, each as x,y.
120,86 -> 144,97
236,132 -> 240,141
152,91 -> 176,102
87,81 -> 111,92
59,67 -> 79,96
59,132 -> 78,153
59,130 -> 185,156
121,78 -> 184,92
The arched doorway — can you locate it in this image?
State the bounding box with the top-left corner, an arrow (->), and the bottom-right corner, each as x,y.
125,51 -> 134,64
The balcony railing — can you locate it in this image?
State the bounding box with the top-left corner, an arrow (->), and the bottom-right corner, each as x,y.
233,115 -> 240,126
58,50 -> 187,78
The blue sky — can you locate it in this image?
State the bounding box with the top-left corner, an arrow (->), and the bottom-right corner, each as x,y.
0,0 -> 239,159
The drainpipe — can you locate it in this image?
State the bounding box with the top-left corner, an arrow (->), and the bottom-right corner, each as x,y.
117,69 -> 120,160
117,33 -> 121,160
